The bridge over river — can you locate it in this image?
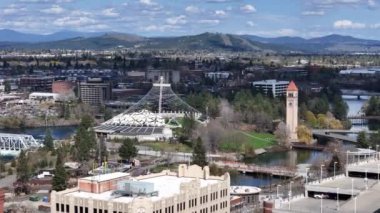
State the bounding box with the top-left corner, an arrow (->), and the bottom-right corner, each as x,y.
312,129 -> 377,143
341,89 -> 380,99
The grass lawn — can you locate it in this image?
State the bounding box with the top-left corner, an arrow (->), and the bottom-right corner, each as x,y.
220,131 -> 276,152
141,141 -> 192,153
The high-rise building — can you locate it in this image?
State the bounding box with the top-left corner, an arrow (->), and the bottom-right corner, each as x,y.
79,78 -> 112,106
252,79 -> 289,97
51,164 -> 230,213
286,81 -> 298,141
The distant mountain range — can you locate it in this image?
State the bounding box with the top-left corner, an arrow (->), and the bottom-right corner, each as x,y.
1,29 -> 380,53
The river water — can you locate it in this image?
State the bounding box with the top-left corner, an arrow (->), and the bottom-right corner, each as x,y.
0,125 -> 77,140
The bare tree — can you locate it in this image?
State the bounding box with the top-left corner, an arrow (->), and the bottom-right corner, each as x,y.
274,122 -> 291,148
219,99 -> 240,128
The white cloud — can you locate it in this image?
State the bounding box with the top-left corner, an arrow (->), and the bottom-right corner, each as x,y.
41,5 -> 65,14
185,5 -> 200,13
256,28 -> 298,37
3,4 -> 27,15
277,28 -> 298,36
141,24 -> 178,32
302,10 -> 325,16
370,23 -> 380,29
139,0 -> 157,6
240,4 -> 256,13
166,15 -> 187,25
246,21 -> 255,27
102,8 -> 119,17
53,16 -> 96,27
333,19 -> 366,29
198,19 -> 220,25
214,10 -> 226,16
19,0 -> 73,2
368,0 -> 377,7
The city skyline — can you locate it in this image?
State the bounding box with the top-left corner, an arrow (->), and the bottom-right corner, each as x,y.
0,0 -> 379,39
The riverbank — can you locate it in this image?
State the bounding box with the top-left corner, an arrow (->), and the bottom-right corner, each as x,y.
0,116 -> 81,129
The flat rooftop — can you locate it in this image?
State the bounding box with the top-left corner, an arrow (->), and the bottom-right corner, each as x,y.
347,161 -> 380,173
70,175 -> 219,203
80,172 -> 130,182
306,177 -> 377,195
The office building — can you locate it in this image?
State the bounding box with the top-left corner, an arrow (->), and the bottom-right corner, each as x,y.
20,75 -> 55,92
79,78 -> 112,106
51,164 -> 230,213
252,79 -> 289,97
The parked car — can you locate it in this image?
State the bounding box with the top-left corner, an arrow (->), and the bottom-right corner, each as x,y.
314,194 -> 329,199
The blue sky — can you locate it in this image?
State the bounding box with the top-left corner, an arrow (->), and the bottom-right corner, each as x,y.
0,0 -> 379,39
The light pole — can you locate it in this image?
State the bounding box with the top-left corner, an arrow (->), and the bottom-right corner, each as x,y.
346,151 -> 349,165
376,145 -> 379,160
365,169 -> 368,190
369,146 -> 372,162
306,168 -> 310,184
320,194 -> 323,213
334,161 -> 338,179
277,184 -> 281,199
378,164 -> 380,183
336,188 -> 340,211
351,178 -> 354,197
320,164 -> 324,183
288,181 -> 294,211
354,196 -> 357,213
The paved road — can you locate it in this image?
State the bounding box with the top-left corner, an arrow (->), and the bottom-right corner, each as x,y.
0,174 -> 16,188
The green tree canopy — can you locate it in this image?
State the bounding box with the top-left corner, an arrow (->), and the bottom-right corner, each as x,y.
52,150 -> 67,191
44,129 -> 54,151
192,137 -> 207,167
118,138 -> 137,161
357,131 -> 369,148
16,150 -> 30,183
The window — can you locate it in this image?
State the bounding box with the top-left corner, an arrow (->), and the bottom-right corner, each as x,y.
61,204 -> 65,212
94,209 -> 97,213
85,208 -> 89,213
56,203 -> 60,212
80,207 -> 83,213
75,206 -> 78,213
66,205 -> 70,213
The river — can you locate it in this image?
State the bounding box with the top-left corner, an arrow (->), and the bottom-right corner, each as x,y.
232,90 -> 371,187
0,125 -> 77,140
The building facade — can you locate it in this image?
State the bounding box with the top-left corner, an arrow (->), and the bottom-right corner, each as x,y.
51,165 -> 230,213
79,78 -> 112,106
286,81 -> 298,141
252,79 -> 289,97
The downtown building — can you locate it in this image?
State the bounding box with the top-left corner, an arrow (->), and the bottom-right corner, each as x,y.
78,78 -> 112,106
51,165 -> 230,213
252,79 -> 289,97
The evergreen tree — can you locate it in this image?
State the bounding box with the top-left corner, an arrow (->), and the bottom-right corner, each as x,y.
72,115 -> 97,162
96,137 -> 108,163
44,129 -> 54,151
52,151 -> 67,191
357,131 -> 369,148
192,137 -> 207,167
104,109 -> 113,121
118,138 -> 137,161
4,81 -> 11,93
16,150 -> 30,183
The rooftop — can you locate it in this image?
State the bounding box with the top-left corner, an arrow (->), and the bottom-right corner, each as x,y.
80,172 -> 130,182
287,81 -> 298,91
71,175 -> 219,203
253,79 -> 289,84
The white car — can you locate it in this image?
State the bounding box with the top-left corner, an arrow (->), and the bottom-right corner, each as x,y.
314,194 -> 329,199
